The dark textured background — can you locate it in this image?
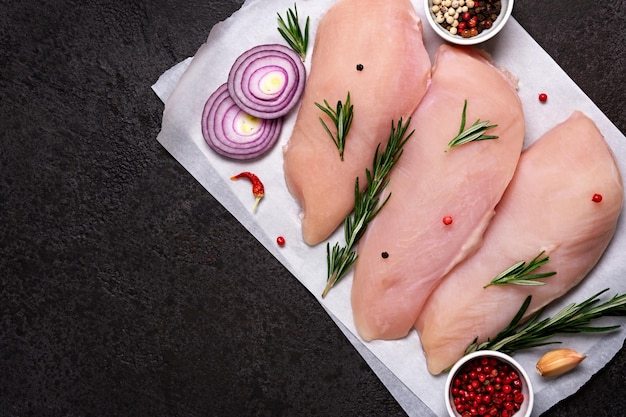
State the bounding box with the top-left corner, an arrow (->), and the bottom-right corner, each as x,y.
1,1 -> 625,416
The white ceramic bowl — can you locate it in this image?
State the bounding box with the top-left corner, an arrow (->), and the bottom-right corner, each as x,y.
424,0 -> 514,45
444,350 -> 534,417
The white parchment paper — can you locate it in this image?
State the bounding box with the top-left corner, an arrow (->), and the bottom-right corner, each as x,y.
153,1 -> 626,415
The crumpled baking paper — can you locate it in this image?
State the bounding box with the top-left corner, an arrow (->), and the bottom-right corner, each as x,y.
152,1 -> 626,415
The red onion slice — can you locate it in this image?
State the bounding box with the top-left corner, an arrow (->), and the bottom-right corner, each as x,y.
228,44 -> 306,119
202,83 -> 282,160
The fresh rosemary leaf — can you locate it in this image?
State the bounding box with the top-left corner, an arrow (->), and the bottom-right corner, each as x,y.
446,99 -> 498,151
277,4 -> 310,61
484,250 -> 556,288
464,289 -> 626,356
322,117 -> 414,298
315,92 -> 354,161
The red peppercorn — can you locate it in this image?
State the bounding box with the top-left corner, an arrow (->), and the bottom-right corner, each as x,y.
538,93 -> 548,102
276,236 -> 286,246
592,193 -> 603,202
450,356 -> 525,417
443,215 -> 454,225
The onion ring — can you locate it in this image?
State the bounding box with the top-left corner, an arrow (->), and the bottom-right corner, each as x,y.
227,44 -> 306,119
201,83 -> 282,160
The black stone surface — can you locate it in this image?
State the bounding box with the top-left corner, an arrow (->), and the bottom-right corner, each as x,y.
1,1 -> 624,416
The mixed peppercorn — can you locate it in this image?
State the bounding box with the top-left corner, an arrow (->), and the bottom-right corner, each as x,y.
431,0 -> 502,38
450,355 -> 525,417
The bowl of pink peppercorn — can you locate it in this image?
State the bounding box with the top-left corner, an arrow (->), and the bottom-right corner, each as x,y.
424,0 -> 514,45
445,350 -> 534,417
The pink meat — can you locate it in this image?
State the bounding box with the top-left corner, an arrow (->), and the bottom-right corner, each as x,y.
283,0 -> 431,246
351,45 -> 525,341
416,111 -> 624,375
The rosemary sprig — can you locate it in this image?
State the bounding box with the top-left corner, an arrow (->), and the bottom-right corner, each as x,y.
464,289 -> 626,356
446,99 -> 498,151
277,4 -> 310,61
483,250 -> 557,288
322,117 -> 414,298
315,92 -> 354,161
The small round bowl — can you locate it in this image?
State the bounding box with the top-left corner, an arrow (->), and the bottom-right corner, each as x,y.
424,0 -> 514,45
444,350 -> 534,417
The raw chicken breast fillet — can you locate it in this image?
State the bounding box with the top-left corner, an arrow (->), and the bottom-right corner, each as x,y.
416,111 -> 624,375
352,45 -> 525,341
283,0 -> 431,246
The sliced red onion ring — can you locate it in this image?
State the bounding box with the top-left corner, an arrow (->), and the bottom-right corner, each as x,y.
228,44 -> 306,119
202,83 -> 282,160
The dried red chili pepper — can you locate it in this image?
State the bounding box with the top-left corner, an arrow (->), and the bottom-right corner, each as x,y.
231,171 -> 264,212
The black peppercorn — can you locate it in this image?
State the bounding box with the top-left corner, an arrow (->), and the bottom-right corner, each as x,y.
381,251 -> 389,259
356,64 -> 364,71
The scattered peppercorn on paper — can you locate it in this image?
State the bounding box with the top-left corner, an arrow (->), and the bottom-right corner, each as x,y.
153,1 -> 626,415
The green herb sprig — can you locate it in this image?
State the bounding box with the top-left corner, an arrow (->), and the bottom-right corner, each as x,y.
464,289 -> 626,356
277,4 -> 310,62
446,99 -> 498,151
315,92 -> 354,161
484,251 -> 557,288
322,118 -> 414,298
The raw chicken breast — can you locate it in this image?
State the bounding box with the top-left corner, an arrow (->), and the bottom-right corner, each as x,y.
416,111 -> 624,375
283,0 -> 431,246
351,45 -> 524,341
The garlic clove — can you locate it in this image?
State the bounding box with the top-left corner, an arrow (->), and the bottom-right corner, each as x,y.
536,348 -> 586,377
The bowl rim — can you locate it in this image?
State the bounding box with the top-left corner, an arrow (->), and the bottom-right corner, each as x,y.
423,0 -> 514,46
444,350 -> 534,417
